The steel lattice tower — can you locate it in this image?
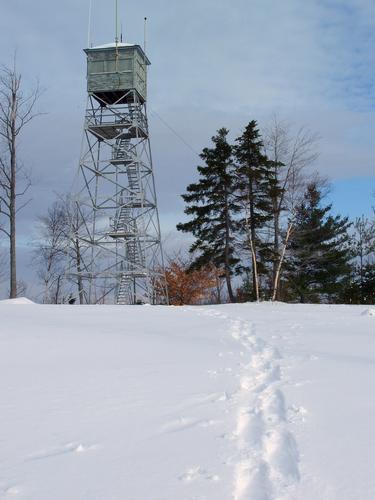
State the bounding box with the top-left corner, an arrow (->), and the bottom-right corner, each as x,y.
69,41 -> 168,305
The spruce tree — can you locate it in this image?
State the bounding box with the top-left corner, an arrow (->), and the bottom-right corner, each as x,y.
177,128 -> 240,303
342,216 -> 375,304
341,264 -> 375,304
285,182 -> 351,303
233,121 -> 274,300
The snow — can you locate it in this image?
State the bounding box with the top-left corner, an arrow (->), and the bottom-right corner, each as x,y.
0,297 -> 35,305
91,42 -> 135,49
362,308 -> 375,317
1,301 -> 375,499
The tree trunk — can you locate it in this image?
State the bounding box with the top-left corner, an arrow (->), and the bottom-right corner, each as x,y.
359,246 -> 364,303
75,238 -> 85,304
43,255 -> 54,303
224,188 -> 235,303
248,235 -> 259,301
225,267 -> 235,303
272,204 -> 280,300
215,275 -> 222,304
246,182 -> 259,301
245,211 -> 259,301
9,108 -> 17,298
272,222 -> 293,301
54,275 -> 61,304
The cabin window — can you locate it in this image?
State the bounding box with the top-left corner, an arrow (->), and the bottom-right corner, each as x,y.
118,59 -> 132,71
90,61 -> 104,74
103,60 -> 115,73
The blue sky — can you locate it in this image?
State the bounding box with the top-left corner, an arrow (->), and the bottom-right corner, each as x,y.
330,177 -> 374,218
0,0 -> 374,296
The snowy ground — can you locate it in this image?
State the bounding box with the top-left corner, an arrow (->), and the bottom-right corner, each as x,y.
0,300 -> 375,500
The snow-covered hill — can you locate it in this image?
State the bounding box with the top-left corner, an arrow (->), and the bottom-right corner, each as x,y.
0,301 -> 374,499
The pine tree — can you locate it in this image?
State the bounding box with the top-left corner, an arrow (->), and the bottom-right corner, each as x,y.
342,216 -> 375,304
233,121 -> 274,301
341,264 -> 375,304
285,182 -> 351,303
177,128 -> 240,302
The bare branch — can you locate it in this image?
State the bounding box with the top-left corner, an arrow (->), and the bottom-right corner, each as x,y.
15,179 -> 31,198
0,58 -> 42,298
263,114 -> 320,300
15,198 -> 32,214
0,195 -> 11,212
0,226 -> 11,238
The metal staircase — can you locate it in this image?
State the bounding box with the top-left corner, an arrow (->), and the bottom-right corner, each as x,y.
116,274 -> 132,305
112,138 -> 131,163
110,136 -> 147,304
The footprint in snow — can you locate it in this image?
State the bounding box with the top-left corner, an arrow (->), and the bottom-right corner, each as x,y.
361,308 -> 375,317
288,405 -> 308,423
161,417 -> 218,433
186,391 -> 229,405
27,442 -> 97,461
264,429 -> 300,482
179,466 -> 219,482
234,460 -> 272,500
215,392 -> 230,402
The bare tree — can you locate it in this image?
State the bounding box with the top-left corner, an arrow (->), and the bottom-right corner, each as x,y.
62,196 -> 87,304
34,194 -> 89,304
34,201 -> 67,303
0,59 -> 41,298
263,115 -> 319,300
0,245 -> 6,284
16,279 -> 27,298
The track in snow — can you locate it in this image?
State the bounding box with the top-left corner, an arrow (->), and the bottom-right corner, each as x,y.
199,309 -> 300,500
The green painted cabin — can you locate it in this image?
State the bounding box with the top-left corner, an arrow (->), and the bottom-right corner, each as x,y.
84,43 -> 150,104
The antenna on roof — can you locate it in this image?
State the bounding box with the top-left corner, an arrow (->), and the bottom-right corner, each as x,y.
115,0 -> 119,70
144,17 -> 147,54
88,0 -> 93,48
120,21 -> 123,43
115,0 -> 119,44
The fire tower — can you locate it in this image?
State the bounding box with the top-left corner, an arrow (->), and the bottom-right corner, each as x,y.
69,40 -> 168,305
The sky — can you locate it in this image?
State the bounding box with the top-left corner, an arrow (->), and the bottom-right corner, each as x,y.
0,0 -> 374,297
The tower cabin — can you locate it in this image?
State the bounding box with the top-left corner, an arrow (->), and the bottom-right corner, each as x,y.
84,43 -> 151,105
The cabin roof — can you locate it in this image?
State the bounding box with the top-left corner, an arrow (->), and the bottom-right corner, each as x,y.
84,43 -> 151,65
92,42 -> 135,49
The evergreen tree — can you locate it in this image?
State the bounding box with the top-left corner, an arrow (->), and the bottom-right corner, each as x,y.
341,264 -> 375,304
285,182 -> 351,303
233,121 -> 275,301
177,128 -> 240,302
342,216 -> 375,304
